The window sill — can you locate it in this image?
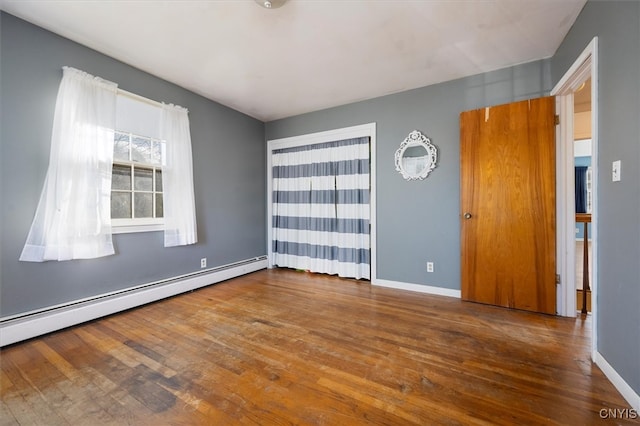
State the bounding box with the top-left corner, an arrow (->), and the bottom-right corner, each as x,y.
112,222 -> 164,234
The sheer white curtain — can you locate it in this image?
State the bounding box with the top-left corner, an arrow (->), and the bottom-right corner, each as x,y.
161,103 -> 197,247
20,67 -> 118,262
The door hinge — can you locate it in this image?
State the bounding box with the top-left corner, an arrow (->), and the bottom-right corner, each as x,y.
556,274 -> 561,284
554,115 -> 560,125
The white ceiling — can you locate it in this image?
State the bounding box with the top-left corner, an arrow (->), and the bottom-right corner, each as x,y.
1,0 -> 586,122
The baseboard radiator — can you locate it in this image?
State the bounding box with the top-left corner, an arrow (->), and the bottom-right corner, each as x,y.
0,256 -> 268,347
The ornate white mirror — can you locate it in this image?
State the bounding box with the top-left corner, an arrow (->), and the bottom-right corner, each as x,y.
394,130 -> 437,180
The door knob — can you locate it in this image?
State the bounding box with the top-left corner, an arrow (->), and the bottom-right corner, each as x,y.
464,212 -> 472,219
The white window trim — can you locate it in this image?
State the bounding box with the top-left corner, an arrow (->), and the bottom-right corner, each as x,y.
112,90 -> 165,234
112,219 -> 164,234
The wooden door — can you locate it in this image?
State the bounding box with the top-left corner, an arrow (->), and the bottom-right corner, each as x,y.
460,97 -> 556,314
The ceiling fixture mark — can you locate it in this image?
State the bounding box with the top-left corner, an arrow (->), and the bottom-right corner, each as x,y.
255,0 -> 288,9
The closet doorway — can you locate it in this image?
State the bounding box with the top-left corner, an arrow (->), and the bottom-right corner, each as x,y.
266,123 -> 377,281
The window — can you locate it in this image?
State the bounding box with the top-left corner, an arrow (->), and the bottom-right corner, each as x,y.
21,67 -> 196,261
111,131 -> 165,226
111,92 -> 164,233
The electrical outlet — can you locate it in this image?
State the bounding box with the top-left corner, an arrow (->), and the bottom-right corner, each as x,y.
427,262 -> 434,273
200,258 -> 207,268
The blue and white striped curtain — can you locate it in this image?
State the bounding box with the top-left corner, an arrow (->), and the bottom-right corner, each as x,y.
272,137 -> 370,280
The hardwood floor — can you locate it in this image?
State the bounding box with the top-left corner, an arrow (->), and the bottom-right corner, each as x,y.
1,269 -> 637,425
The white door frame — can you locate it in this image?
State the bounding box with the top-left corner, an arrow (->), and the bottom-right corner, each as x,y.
266,123 -> 377,281
551,37 -> 598,357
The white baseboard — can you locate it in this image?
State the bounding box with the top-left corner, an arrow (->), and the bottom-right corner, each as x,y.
373,278 -> 461,298
0,257 -> 267,347
594,351 -> 640,410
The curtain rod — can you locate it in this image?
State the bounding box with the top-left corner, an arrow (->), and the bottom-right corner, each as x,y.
63,67 -> 164,109
117,88 -> 163,108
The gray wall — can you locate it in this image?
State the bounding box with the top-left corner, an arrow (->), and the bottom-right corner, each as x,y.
552,0 -> 640,395
267,60 -> 552,289
0,13 -> 266,317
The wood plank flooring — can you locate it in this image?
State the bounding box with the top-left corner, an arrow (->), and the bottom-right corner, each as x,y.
1,268 -> 637,425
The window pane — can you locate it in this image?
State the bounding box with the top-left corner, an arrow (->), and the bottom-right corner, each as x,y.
134,167 -> 153,191
112,164 -> 132,190
155,169 -> 162,192
156,193 -> 163,218
114,132 -> 130,161
134,193 -> 153,218
151,140 -> 162,165
132,136 -> 152,163
111,192 -> 131,219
